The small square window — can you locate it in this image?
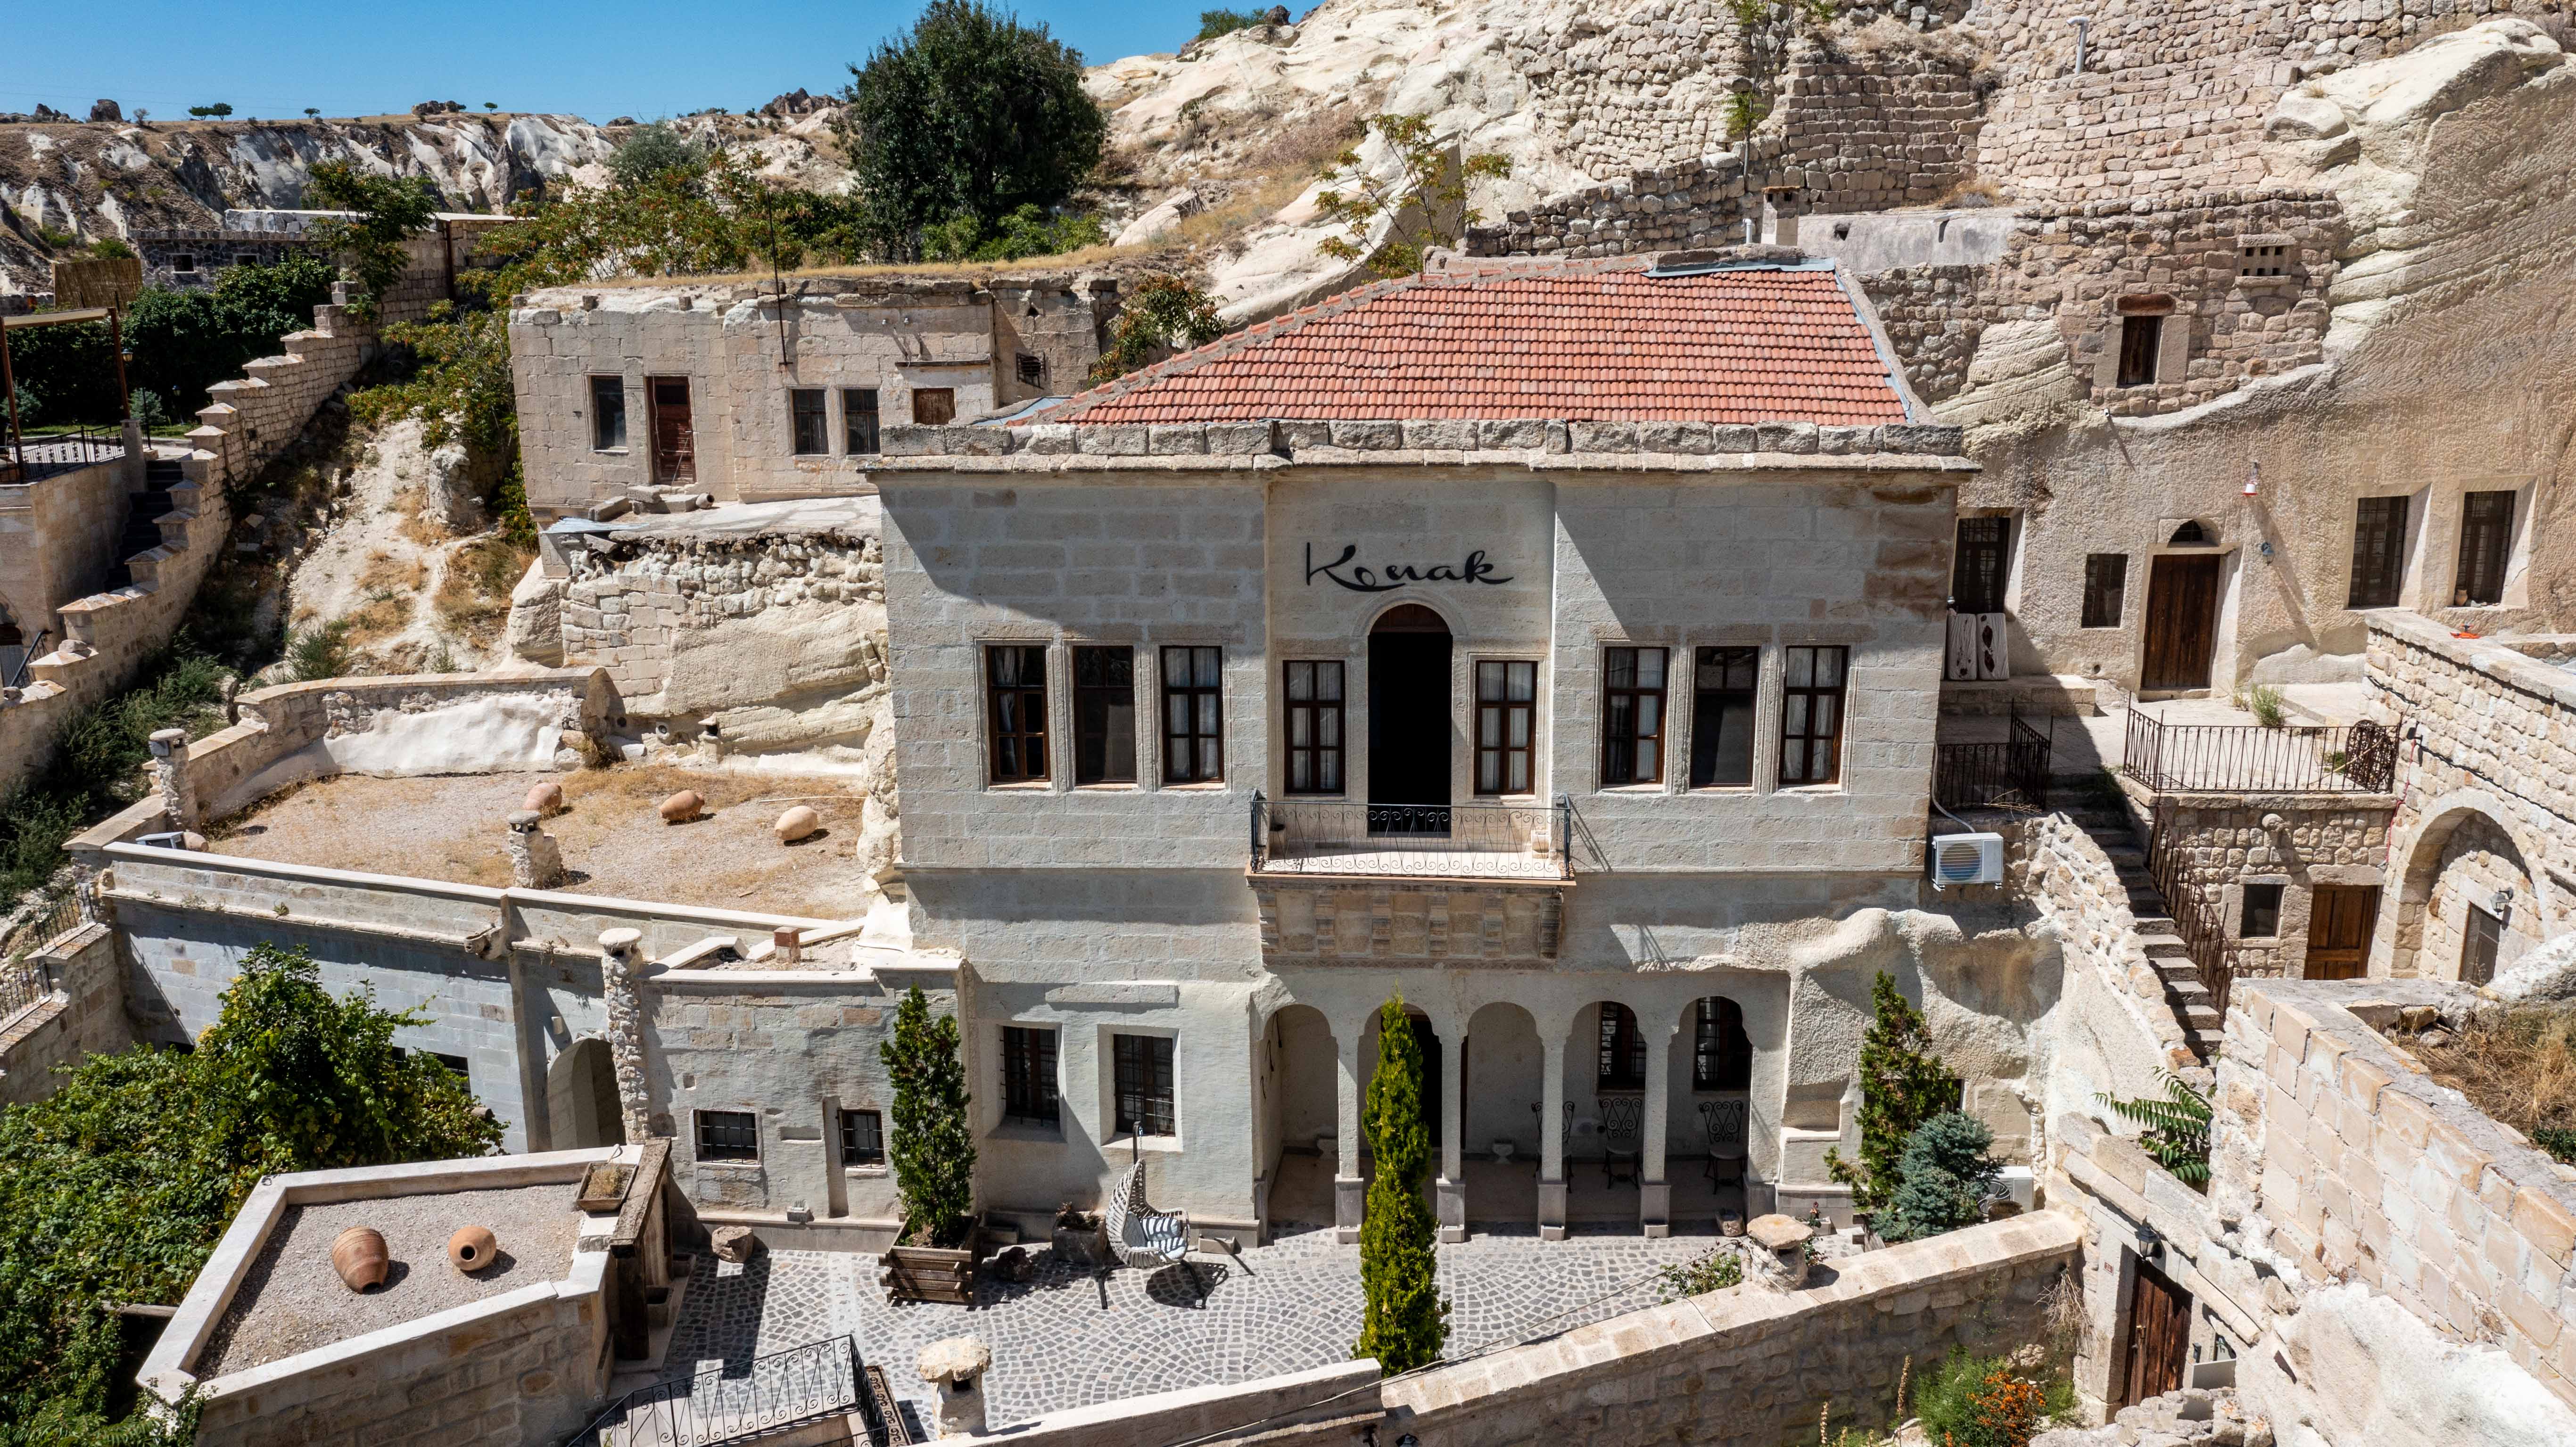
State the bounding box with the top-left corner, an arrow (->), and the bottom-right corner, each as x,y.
2117,315 -> 2163,388
911,388 -> 956,426
838,1108 -> 883,1165
2240,883 -> 2283,939
234,253 -> 259,269
172,255 -> 197,273
1016,352 -> 1044,387
695,1109 -> 760,1162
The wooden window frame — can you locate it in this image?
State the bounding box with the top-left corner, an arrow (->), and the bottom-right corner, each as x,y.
2116,315 -> 2163,388
1282,660 -> 1346,796
2240,882 -> 2283,939
1112,1034 -> 1176,1137
694,1109 -> 759,1162
1475,659 -> 1538,797
984,644 -> 1049,785
789,388 -> 829,455
1072,645 -> 1137,786
910,387 -> 956,426
1688,646 -> 1760,789
1692,998 -> 1751,1092
1596,1003 -> 1646,1092
837,1108 -> 883,1165
842,388 -> 881,455
2346,495 -> 2409,609
2082,553 -> 2129,628
587,375 -> 627,451
1000,1025 -> 1061,1127
1776,645 -> 1849,788
2454,490 -> 2515,607
1599,646 -> 1668,788
1161,645 -> 1224,784
1951,517 -> 2012,615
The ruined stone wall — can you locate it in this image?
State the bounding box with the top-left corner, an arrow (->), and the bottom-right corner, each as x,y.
1858,263 -> 1999,403
1496,2 -> 1762,182
2140,793 -> 2397,980
0,922 -> 130,1106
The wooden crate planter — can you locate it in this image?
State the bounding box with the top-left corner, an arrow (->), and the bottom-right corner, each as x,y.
880,1244 -> 975,1305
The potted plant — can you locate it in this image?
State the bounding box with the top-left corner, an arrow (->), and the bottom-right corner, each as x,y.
877,987 -> 979,1304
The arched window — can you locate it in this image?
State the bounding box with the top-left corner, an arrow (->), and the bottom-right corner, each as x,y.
1692,997 -> 1751,1092
1596,1003 -> 1645,1091
2168,520 -> 2212,546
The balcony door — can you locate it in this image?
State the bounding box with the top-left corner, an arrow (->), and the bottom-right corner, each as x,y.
1367,604 -> 1452,835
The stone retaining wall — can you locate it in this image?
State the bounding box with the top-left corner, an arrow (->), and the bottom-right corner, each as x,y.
0,922 -> 129,1105
2003,811 -> 2203,1075
1381,1213 -> 2081,1446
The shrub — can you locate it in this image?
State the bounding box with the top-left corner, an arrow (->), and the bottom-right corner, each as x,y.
2096,1072 -> 2213,1184
2241,683 -> 2287,728
127,388 -> 173,430
85,237 -> 136,260
1315,113 -> 1513,279
1353,996 -> 1448,1372
880,986 -> 975,1248
606,122 -> 706,187
1876,1111 -> 2003,1243
1916,1349 -> 2065,1447
0,642 -> 227,908
286,620 -> 353,682
1196,8 -> 1266,40
919,204 -> 1105,263
1826,971 -> 1962,1214
1656,1248 -> 1744,1301
1087,272 -> 1225,384
837,0 -> 1106,252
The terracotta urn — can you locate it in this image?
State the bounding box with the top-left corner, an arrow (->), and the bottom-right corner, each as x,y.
332,1226 -> 389,1292
658,790 -> 703,823
524,781 -> 564,815
448,1225 -> 498,1273
775,805 -> 820,843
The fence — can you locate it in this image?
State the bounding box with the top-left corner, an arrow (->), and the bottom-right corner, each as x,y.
0,426 -> 126,484
0,892 -> 91,1029
2122,712 -> 2397,794
1250,794 -> 1572,880
1933,704 -> 2052,811
569,1333 -> 873,1447
2147,798 -> 2234,1019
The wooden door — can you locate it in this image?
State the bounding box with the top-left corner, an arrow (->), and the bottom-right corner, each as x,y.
647,376 -> 694,484
2123,1260 -> 2192,1406
2306,885 -> 2379,980
2141,554 -> 2222,691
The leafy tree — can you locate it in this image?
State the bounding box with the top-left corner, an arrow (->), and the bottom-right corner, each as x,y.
186,103 -> 232,119
1315,113 -> 1512,279
1825,971 -> 1961,1214
837,0 -> 1106,253
303,162 -> 439,319
919,204 -> 1105,263
2096,1073 -> 2213,1184
1196,8 -> 1266,40
880,985 -> 975,1248
0,943 -> 500,1441
1875,1111 -> 2002,1244
1087,273 -> 1224,385
304,108 -> 319,118
606,122 -> 707,188
1353,997 -> 1448,1373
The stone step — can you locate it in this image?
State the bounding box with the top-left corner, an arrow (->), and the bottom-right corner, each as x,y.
2138,932 -> 2188,956
2181,1005 -> 2223,1030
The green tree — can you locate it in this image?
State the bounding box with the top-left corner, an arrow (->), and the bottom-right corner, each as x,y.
1353,997 -> 1448,1373
1087,272 -> 1225,385
879,986 -> 975,1248
302,162 -> 439,319
1875,1111 -> 2002,1244
1825,971 -> 1961,1214
0,943 -> 501,1442
837,0 -> 1106,254
2096,1073 -> 2212,1184
186,103 -> 232,119
606,121 -> 706,187
1195,8 -> 1266,40
1315,113 -> 1513,280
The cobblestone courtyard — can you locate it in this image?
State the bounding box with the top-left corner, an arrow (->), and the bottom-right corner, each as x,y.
664,1224 -> 1790,1430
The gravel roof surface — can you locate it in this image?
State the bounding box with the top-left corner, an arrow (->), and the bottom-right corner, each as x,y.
197,1182 -> 586,1378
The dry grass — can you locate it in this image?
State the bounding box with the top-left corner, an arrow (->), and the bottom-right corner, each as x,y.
394,487 -> 456,549
339,551 -> 425,647
2413,1004 -> 2576,1145
584,244 -> 1158,291
434,536 -> 534,643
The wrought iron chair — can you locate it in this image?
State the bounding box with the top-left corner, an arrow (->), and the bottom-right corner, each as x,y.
1701,1098 -> 1749,1190
1600,1095 -> 1644,1188
1530,1099 -> 1572,1171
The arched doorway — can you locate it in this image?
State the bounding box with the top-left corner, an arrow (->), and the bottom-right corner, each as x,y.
545,1037 -> 624,1150
2393,804 -> 2539,983
1368,603 -> 1452,833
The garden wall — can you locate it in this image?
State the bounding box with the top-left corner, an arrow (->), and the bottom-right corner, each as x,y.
0,921 -> 130,1106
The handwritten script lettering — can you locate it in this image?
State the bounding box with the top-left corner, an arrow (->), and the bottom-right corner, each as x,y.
1304,543 -> 1514,593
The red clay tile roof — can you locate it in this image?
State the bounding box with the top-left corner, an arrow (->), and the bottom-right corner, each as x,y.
1046,264 -> 1913,426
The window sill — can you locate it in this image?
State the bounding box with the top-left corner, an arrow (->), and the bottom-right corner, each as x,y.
1593,784 -> 1667,796
590,448 -> 630,457
1773,783 -> 1847,796
696,1158 -> 765,1170
1684,785 -> 1756,795
1160,781 -> 1229,792
1473,792 -> 1543,803
1072,781 -> 1139,792
1107,1133 -> 1182,1155
986,781 -> 1053,793
988,1120 -> 1066,1143
843,1163 -> 889,1179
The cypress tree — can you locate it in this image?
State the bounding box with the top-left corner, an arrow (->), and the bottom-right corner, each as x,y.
1825,971 -> 1962,1215
880,985 -> 976,1248
1352,996 -> 1449,1373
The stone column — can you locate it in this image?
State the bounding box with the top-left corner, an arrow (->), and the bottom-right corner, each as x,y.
1333,1024 -> 1364,1245
1640,1015 -> 1674,1238
147,728 -> 197,830
1538,1035 -> 1568,1241
598,929 -> 655,1143
1435,1019 -> 1466,1244
503,811 -> 565,888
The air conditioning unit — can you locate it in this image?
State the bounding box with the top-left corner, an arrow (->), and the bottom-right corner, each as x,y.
1928,832 -> 2004,889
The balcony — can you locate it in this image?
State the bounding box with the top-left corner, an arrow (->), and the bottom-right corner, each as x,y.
2121,710 -> 2397,794
1249,796 -> 1571,882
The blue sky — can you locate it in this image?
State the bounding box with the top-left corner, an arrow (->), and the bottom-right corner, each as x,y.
3,0 -> 1202,126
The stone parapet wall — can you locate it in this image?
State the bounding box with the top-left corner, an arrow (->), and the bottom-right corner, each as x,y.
1382,1213 -> 2081,1445
1774,40 -> 1985,211
0,922 -> 130,1106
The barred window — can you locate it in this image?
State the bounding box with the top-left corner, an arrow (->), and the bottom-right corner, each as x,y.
1597,1003 -> 1645,1091
837,1108 -> 882,1165
2347,496 -> 2408,609
1000,1026 -> 1060,1126
1113,1034 -> 1176,1137
1692,998 -> 1751,1092
695,1110 -> 759,1162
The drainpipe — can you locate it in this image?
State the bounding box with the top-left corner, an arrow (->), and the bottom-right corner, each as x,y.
2071,16 -> 2091,76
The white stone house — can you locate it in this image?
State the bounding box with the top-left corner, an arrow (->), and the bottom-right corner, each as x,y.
868,251 -> 1981,1242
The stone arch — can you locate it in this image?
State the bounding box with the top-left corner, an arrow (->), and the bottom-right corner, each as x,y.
544,1036 -> 624,1151
1349,594 -> 1464,649
2385,791 -> 2552,979
1463,1000 -> 1544,1166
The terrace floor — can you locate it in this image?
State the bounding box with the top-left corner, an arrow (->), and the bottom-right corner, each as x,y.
206,765 -> 881,920
665,1215 -> 1842,1434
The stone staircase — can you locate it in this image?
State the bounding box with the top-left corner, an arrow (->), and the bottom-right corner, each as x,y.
2066,799 -> 2224,1062
107,457 -> 190,588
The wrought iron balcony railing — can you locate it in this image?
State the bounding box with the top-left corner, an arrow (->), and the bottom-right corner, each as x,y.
1249,794 -> 1572,881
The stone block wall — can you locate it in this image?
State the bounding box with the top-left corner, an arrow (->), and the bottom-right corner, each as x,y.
0,922 -> 131,1106
1774,40 -> 1984,211
1858,263 -> 2001,403
2141,794 -> 2396,980
2002,811 -> 2203,1075
1382,1213 -> 2081,1445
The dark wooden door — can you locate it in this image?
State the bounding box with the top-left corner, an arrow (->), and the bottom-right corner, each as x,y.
647,376 -> 694,484
2306,885 -> 2379,980
2123,1260 -> 2192,1406
1367,608 -> 1453,831
2141,554 -> 2222,691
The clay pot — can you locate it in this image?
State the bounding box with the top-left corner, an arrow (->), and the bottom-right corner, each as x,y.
658,790 -> 703,823
775,805 -> 820,843
447,1225 -> 498,1273
332,1226 -> 389,1292
524,781 -> 564,816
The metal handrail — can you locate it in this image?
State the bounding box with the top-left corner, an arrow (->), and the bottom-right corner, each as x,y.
2147,797 -> 2235,1023
567,1332 -> 866,1447
4,626 -> 49,690
2122,711 -> 2396,794
1933,702 -> 2054,811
